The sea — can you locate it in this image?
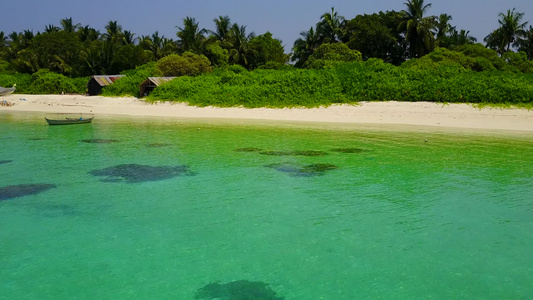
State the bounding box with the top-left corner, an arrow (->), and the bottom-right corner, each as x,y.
1,112 -> 532,300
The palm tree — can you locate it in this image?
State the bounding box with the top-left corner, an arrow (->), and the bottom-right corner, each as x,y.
318,7 -> 345,43
176,17 -> 207,54
140,31 -> 167,60
398,0 -> 436,58
228,23 -> 254,67
517,25 -> 533,59
60,17 -> 81,33
210,16 -> 232,44
0,31 -> 7,47
0,31 -> 7,59
123,30 -> 137,45
448,29 -> 477,46
45,24 -> 60,33
78,25 -> 100,42
484,8 -> 528,54
291,26 -> 321,67
436,14 -> 452,42
104,21 -> 124,44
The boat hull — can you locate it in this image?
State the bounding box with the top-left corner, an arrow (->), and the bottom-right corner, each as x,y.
45,117 -> 94,125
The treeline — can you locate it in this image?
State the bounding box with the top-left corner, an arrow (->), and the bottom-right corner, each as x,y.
1,0 -> 532,75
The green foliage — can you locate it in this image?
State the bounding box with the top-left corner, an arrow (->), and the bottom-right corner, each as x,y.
456,44 -> 509,71
304,43 -> 362,69
148,68 -> 346,107
333,59 -> 533,104
156,52 -> 213,76
257,61 -> 295,70
141,54 -> 533,108
344,11 -> 407,65
24,69 -> 87,94
0,73 -> 31,93
228,64 -> 247,74
246,32 -> 288,69
204,43 -> 229,67
401,47 -> 473,70
101,62 -> 161,97
503,51 -> 533,73
0,60 -> 13,73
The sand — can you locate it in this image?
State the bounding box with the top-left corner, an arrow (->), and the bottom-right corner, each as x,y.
1,94 -> 533,132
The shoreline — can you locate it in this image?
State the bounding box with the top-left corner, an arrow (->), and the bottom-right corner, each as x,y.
1,94 -> 533,132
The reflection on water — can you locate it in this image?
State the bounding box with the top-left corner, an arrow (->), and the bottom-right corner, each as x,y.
1,113 -> 532,299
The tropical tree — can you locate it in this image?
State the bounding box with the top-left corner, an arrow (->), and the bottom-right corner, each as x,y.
517,25 -> 533,59
484,8 -> 528,54
246,32 -> 288,69
228,23 -> 254,67
30,31 -> 83,76
0,31 -> 8,60
104,21 -> 124,44
77,25 -> 100,42
446,29 -> 477,48
210,16 -> 232,45
291,26 -> 321,67
318,7 -> 345,43
398,0 -> 437,58
60,17 -> 81,33
344,11 -> 407,65
176,17 -> 207,54
123,30 -> 137,45
140,31 -> 163,60
435,13 -> 453,45
44,24 -> 60,33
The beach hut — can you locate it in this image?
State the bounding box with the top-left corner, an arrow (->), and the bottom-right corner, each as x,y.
139,77 -> 176,97
87,75 -> 126,95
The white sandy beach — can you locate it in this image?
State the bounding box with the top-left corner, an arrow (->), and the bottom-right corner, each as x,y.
1,94 -> 533,132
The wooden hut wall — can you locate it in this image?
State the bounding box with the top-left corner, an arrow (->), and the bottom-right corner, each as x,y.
87,78 -> 102,96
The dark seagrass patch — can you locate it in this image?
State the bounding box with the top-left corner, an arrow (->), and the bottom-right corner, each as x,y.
90,164 -> 194,183
0,184 -> 57,201
81,139 -> 119,144
195,280 -> 283,300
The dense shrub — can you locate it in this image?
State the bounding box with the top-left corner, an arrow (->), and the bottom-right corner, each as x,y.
24,69 -> 87,94
228,64 -> 247,74
304,43 -> 362,69
156,52 -> 213,77
333,60 -> 533,104
149,68 -> 346,107
401,47 -> 473,71
0,73 -> 31,93
143,56 -> 533,108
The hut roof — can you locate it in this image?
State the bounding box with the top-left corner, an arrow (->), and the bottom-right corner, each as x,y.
141,77 -> 176,86
91,75 -> 126,86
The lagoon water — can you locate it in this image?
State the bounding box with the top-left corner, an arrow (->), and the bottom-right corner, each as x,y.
1,112 -> 532,299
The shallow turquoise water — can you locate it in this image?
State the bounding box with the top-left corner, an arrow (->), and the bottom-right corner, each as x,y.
1,112 -> 532,299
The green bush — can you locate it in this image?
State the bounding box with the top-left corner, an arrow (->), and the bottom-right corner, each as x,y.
24,69 -> 87,94
304,43 -> 362,69
228,64 -> 247,74
156,52 -> 212,77
148,68 -> 346,108
0,73 -> 31,93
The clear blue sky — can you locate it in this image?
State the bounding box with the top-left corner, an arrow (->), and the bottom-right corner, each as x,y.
1,0 -> 532,52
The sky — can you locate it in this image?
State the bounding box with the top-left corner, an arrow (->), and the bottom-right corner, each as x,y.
1,0 -> 532,52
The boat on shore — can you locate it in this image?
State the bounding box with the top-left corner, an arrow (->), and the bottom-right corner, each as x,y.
0,84 -> 16,96
45,114 -> 94,125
